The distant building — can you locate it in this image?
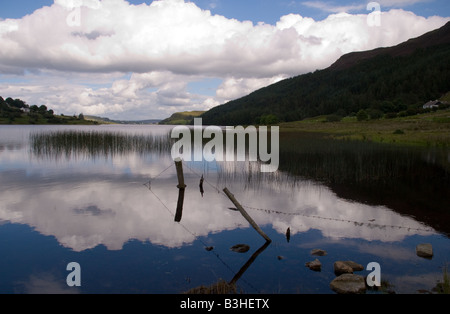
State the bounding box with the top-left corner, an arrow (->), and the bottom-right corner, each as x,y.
423,100 -> 441,109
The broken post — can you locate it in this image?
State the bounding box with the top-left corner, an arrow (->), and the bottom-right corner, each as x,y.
223,188 -> 272,243
174,158 -> 186,222
175,158 -> 187,189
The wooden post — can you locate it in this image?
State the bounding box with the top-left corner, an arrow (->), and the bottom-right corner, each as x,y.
174,158 -> 186,222
174,158 -> 186,189
223,188 -> 271,243
175,189 -> 185,222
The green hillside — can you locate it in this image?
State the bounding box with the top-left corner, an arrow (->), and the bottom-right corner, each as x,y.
201,22 -> 450,126
0,96 -> 97,125
159,111 -> 205,125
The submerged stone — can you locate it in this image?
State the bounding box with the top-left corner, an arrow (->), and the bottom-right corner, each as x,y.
311,249 -> 327,256
230,244 -> 250,253
416,243 -> 433,258
330,274 -> 366,294
343,261 -> 364,271
334,261 -> 364,275
334,261 -> 353,275
305,259 -> 322,271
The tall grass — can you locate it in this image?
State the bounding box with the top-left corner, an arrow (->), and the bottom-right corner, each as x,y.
183,279 -> 238,294
439,264 -> 450,294
278,131 -> 449,185
275,131 -> 450,236
30,130 -> 174,160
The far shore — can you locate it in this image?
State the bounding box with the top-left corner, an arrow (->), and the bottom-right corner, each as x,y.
280,109 -> 450,147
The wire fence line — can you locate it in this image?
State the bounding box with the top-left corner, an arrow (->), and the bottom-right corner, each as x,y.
146,160 -> 435,235
240,204 -> 435,234
143,162 -> 175,190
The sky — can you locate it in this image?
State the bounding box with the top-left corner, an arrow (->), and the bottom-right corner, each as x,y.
0,0 -> 449,120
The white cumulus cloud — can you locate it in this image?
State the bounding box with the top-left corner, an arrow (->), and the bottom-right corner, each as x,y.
0,0 -> 448,120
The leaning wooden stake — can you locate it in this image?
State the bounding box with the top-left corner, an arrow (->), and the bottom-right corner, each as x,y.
174,158 -> 186,222
223,188 -> 272,243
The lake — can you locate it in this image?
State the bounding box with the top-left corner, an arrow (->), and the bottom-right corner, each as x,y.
0,124 -> 449,294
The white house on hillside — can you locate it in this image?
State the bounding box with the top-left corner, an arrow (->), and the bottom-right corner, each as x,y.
423,100 -> 441,109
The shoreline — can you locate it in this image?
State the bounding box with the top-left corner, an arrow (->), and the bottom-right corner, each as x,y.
280,108 -> 450,147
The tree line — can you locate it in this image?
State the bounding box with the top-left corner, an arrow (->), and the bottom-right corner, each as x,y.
0,96 -> 89,124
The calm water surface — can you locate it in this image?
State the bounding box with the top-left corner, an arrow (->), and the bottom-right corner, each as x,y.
0,124 -> 449,294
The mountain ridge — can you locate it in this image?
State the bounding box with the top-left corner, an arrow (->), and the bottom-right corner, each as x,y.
200,22 -> 450,126
330,21 -> 450,70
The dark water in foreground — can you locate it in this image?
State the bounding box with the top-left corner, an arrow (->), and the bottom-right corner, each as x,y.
0,124 -> 449,294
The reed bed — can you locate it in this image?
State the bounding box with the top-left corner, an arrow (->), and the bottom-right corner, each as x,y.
30,129 -> 449,188
183,279 -> 238,294
30,130 -> 174,160
278,132 -> 449,185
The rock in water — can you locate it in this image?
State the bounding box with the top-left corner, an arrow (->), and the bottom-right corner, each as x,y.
311,249 -> 327,256
334,261 -> 354,275
334,261 -> 364,275
230,244 -> 250,253
343,261 -> 364,271
305,259 -> 322,271
416,243 -> 433,258
330,274 -> 366,294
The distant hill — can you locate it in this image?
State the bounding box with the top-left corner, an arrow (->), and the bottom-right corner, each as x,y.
159,111 -> 205,125
85,115 -> 161,125
201,22 -> 450,126
330,21 -> 450,70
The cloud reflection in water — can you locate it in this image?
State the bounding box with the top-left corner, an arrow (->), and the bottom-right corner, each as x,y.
0,146 -> 434,252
